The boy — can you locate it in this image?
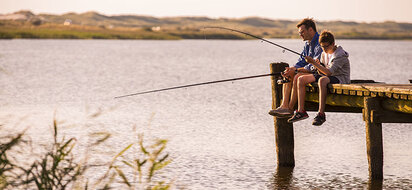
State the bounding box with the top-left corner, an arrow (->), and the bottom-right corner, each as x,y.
287,30 -> 350,126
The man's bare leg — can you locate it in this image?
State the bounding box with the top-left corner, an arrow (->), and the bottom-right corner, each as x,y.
279,81 -> 293,109
297,75 -> 316,112
289,73 -> 311,111
268,73 -> 297,116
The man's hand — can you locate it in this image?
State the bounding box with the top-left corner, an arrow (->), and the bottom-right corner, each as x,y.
282,67 -> 296,78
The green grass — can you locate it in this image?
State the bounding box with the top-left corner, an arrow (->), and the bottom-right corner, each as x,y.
0,27 -> 180,40
2,13 -> 412,40
2,21 -> 411,40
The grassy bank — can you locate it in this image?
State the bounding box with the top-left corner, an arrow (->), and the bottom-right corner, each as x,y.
0,21 -> 247,40
1,18 -> 412,40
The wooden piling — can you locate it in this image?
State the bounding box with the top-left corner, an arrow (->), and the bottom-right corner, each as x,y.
270,62 -> 295,167
363,97 -> 384,179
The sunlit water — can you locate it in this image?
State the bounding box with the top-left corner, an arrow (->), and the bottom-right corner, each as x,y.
0,39 -> 411,189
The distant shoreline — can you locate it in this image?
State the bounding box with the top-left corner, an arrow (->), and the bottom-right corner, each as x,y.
1,24 -> 411,40
1,11 -> 412,40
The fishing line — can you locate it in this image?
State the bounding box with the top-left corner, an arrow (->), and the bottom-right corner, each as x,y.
203,26 -> 302,57
115,27 -> 299,99
114,72 -> 281,99
203,28 -> 206,40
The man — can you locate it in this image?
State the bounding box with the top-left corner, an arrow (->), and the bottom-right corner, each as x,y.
269,18 -> 323,117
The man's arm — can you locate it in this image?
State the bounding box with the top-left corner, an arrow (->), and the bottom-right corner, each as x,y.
303,45 -> 322,71
295,56 -> 307,68
294,45 -> 308,68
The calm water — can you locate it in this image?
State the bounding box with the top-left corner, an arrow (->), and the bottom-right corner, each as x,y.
0,39 -> 411,189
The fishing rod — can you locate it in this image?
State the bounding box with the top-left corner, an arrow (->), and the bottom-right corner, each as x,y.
115,27 -> 297,99
114,72 -> 281,99
204,26 -> 302,57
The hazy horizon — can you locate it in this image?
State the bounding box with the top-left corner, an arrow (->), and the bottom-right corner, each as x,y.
2,0 -> 412,23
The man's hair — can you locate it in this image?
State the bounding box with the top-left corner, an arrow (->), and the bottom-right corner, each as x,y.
319,30 -> 335,44
296,18 -> 317,32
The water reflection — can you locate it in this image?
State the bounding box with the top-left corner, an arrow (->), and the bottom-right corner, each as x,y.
268,166 -> 412,189
268,167 -> 294,189
368,179 -> 383,190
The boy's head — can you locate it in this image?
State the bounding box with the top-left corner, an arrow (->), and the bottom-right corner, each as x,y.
297,18 -> 317,41
319,30 -> 335,52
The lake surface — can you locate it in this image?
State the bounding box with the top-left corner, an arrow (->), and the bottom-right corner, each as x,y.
1,39 -> 412,189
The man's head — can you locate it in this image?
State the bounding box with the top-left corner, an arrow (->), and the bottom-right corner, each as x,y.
319,30 -> 335,53
296,18 -> 317,41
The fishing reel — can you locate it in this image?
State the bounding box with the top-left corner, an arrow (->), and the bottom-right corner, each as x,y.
276,70 -> 291,84
277,77 -> 290,84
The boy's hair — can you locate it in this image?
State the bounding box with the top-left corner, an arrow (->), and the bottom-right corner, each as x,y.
319,30 -> 335,44
296,18 -> 317,32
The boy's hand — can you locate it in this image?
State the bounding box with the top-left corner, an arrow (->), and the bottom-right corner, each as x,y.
305,56 -> 315,64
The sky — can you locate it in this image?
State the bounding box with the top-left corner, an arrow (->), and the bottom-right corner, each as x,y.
1,0 -> 412,23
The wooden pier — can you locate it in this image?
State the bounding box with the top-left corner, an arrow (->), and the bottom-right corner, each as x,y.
270,62 -> 412,180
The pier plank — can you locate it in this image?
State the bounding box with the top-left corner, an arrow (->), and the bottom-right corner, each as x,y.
306,82 -> 412,114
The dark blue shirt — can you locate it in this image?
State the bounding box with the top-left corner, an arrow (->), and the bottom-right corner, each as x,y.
295,32 -> 322,71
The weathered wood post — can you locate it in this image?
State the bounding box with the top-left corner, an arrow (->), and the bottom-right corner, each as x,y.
363,97 -> 384,179
270,62 -> 295,167
368,178 -> 383,190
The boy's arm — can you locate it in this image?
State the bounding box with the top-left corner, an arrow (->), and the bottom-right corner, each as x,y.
296,67 -> 313,73
328,57 -> 348,74
305,56 -> 332,76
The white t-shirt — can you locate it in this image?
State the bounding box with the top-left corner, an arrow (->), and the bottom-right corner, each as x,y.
325,53 -> 333,66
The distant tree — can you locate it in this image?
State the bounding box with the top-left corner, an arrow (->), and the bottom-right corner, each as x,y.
30,18 -> 42,26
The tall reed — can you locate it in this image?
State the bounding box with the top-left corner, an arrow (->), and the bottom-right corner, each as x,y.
0,111 -> 174,190
0,130 -> 27,189
98,134 -> 172,189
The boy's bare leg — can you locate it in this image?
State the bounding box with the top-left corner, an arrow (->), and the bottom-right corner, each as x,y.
297,75 -> 316,112
318,76 -> 331,113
